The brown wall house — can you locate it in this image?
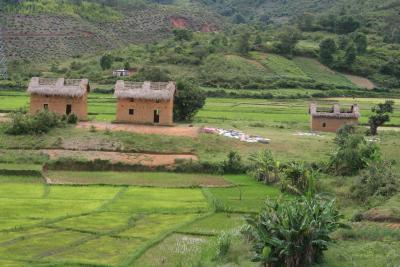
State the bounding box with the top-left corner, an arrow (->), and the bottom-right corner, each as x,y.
309,103 -> 360,132
114,81 -> 176,126
28,77 -> 90,120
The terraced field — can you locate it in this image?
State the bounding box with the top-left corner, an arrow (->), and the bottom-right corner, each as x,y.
0,171 -> 280,266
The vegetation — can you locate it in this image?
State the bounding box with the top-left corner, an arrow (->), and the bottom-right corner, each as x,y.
328,125 -> 380,176
6,110 -> 64,135
368,100 -> 395,135
245,194 -> 345,267
351,160 -> 399,203
173,80 -> 206,122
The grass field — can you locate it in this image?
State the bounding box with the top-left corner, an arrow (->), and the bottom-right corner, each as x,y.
46,171 -> 232,187
0,89 -> 400,265
0,174 -> 281,266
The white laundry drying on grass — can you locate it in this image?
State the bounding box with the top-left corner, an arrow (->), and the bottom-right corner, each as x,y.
203,128 -> 270,144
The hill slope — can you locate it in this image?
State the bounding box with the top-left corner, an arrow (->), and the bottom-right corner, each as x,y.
1,1 -> 223,62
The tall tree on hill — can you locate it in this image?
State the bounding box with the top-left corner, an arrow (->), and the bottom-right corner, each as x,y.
173,29 -> 193,42
368,100 -> 395,136
274,26 -> 302,57
237,31 -> 251,55
319,38 -> 337,65
354,33 -> 368,54
297,12 -> 316,31
345,42 -> 357,65
100,54 -> 113,70
336,16 -> 360,34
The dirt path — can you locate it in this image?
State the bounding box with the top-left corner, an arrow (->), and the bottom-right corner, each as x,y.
41,149 -> 197,167
345,74 -> 375,89
77,122 -> 200,138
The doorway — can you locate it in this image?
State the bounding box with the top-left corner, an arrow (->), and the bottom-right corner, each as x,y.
153,109 -> 160,123
66,104 -> 72,115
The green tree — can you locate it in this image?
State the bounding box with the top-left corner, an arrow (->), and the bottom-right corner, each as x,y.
173,80 -> 206,121
245,194 -> 345,267
236,31 -> 251,55
368,100 -> 395,135
100,54 -> 113,70
172,29 -> 193,42
336,16 -> 360,34
249,150 -> 280,184
274,26 -> 302,57
354,33 -> 368,54
298,12 -> 315,31
137,66 -> 170,82
254,34 -> 262,47
328,126 -> 380,175
345,42 -> 357,65
319,38 -> 337,65
281,162 -> 318,195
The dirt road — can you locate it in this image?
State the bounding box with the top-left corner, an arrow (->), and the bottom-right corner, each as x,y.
77,122 -> 200,138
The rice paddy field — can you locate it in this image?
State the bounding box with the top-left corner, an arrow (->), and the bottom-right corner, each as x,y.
0,90 -> 400,266
0,173 -> 280,266
1,90 -> 400,126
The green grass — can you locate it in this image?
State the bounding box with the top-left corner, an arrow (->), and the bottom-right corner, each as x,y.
207,175 -> 285,213
294,57 -> 354,87
252,52 -> 307,78
47,171 -> 232,187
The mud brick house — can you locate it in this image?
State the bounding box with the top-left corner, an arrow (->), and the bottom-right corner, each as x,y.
114,81 -> 176,125
309,103 -> 360,132
28,77 -> 90,120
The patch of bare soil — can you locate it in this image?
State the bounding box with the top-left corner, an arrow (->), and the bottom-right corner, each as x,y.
170,16 -> 189,29
41,149 -> 197,167
345,74 -> 375,89
0,113 -> 9,123
77,122 -> 200,138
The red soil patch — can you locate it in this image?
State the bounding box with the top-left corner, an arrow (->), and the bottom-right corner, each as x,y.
41,149 -> 197,167
77,122 -> 200,138
170,17 -> 189,29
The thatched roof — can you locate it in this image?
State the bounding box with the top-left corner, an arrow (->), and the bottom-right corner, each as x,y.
114,81 -> 176,101
28,77 -> 89,97
310,103 -> 360,119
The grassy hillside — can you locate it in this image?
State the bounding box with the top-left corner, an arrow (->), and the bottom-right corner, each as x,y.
1,0 -> 223,62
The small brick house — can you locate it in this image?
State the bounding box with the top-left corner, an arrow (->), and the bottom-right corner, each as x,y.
28,77 -> 90,120
309,103 -> 360,132
114,81 -> 176,126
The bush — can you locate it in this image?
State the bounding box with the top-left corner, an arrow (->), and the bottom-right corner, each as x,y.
222,151 -> 247,174
281,161 -> 318,195
216,231 -> 232,258
350,161 -> 399,202
328,126 -> 380,176
248,150 -> 280,184
6,110 -> 63,135
246,194 -> 346,267
66,113 -> 78,124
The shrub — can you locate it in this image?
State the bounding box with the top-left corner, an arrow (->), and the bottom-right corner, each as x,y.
6,110 -> 62,135
246,194 -> 346,267
222,151 -> 246,174
350,161 -> 399,202
62,113 -> 78,124
328,126 -> 380,176
216,232 -> 232,258
281,161 -> 318,195
248,150 -> 280,184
